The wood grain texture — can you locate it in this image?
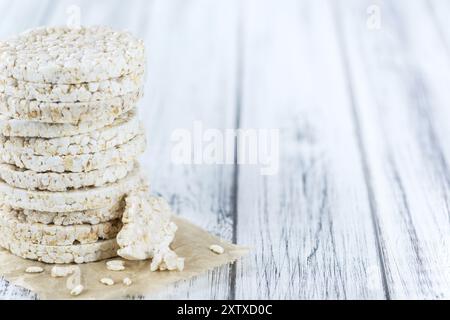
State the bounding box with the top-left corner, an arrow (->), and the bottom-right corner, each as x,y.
335,0 -> 450,299
234,0 -> 385,299
137,0 -> 239,299
0,0 -> 449,300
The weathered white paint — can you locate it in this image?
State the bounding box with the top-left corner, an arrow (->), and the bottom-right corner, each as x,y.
235,0 -> 385,299
336,0 -> 450,299
0,0 -> 449,300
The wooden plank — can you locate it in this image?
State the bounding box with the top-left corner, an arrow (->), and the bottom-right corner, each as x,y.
335,0 -> 450,298
138,0 -> 239,299
400,0 -> 450,171
234,0 -> 385,299
2,0 -> 446,300
427,0 -> 450,57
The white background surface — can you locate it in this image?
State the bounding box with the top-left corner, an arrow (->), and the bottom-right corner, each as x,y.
0,0 -> 449,299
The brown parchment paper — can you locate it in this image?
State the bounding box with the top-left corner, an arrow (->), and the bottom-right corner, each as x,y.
0,216 -> 248,300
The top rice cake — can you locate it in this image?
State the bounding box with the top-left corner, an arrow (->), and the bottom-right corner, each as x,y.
0,26 -> 145,84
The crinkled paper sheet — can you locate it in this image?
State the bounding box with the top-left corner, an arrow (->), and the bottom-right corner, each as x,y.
0,217 -> 248,300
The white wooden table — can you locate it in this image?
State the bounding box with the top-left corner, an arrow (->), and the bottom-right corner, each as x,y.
0,0 -> 449,300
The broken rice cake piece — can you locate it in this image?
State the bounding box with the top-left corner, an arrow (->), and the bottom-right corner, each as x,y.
116,186 -> 184,271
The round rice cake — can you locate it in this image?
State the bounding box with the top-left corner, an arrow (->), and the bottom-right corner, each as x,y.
0,112 -> 126,138
0,161 -> 135,191
0,26 -> 145,84
0,206 -> 122,245
0,109 -> 141,156
0,90 -> 141,124
0,133 -> 146,173
0,166 -> 143,212
6,201 -> 124,226
0,225 -> 118,263
0,71 -> 144,103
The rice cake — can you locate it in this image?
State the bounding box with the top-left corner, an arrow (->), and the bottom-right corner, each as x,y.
0,166 -> 143,212
0,90 -> 141,124
0,133 -> 146,173
9,201 -> 124,226
0,26 -> 145,84
0,226 -> 119,264
0,109 -> 141,156
0,161 -> 135,191
0,207 -> 121,245
0,71 -> 143,103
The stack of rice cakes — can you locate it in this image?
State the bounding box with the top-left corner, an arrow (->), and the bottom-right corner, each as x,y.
0,26 -> 146,264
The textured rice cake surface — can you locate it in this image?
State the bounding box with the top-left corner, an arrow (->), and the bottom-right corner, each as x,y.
0,71 -> 144,102
8,202 -> 124,226
0,166 -> 142,212
0,133 -> 146,173
0,111 -> 130,138
0,227 -> 118,264
0,90 -> 141,124
0,161 -> 135,192
117,186 -> 184,271
0,206 -> 121,245
0,109 -> 141,156
0,26 -> 145,84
